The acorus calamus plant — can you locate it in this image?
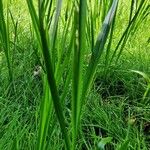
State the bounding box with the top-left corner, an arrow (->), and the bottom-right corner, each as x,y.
26,0 -> 118,149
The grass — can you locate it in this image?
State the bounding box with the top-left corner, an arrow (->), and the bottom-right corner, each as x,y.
0,0 -> 150,149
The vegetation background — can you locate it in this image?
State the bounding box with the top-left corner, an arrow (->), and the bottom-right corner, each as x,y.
0,0 -> 150,149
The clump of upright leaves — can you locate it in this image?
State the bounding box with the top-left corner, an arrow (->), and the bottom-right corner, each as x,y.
26,0 -> 118,149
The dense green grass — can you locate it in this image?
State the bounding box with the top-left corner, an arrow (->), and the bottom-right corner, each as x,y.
0,0 -> 150,149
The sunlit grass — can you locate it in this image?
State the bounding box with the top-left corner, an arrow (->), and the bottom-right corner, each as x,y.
0,0 -> 150,149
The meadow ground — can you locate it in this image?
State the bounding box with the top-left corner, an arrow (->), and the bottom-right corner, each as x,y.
0,0 -> 150,149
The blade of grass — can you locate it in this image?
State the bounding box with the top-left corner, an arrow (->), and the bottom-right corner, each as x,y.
130,70 -> 150,103
50,0 -> 63,69
55,3 -> 74,80
72,0 -> 87,149
37,76 -> 52,150
80,0 -> 118,123
26,0 -> 42,48
104,3 -> 117,75
0,0 -> 12,82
